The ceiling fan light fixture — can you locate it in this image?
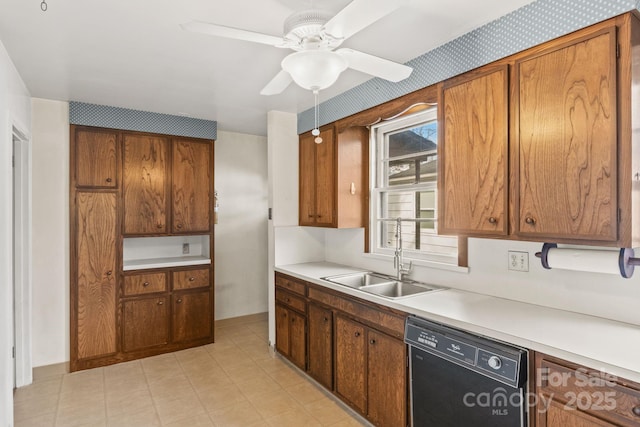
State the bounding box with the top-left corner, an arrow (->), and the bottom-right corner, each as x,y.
281,50 -> 348,91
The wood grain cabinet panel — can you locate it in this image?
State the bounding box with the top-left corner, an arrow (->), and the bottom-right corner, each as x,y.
123,272 -> 167,296
335,315 -> 367,414
299,126 -> 366,228
515,27 -> 618,242
75,192 -> 117,360
172,290 -> 212,343
172,268 -> 210,290
274,302 -> 307,370
367,330 -> 407,427
74,128 -> 117,188
307,303 -> 333,389
122,297 -> 169,352
440,65 -> 509,236
122,134 -> 169,234
172,139 -> 212,233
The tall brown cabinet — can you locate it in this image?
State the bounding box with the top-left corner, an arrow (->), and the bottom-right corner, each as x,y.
70,125 -> 215,372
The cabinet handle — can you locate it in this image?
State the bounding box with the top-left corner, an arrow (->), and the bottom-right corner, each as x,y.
176,224 -> 183,229
176,298 -> 182,303
488,217 -> 497,224
308,214 -> 314,218
106,271 -> 112,276
354,332 -> 360,337
105,177 -> 112,183
525,217 -> 536,225
143,282 -> 150,287
317,215 -> 322,218
156,223 -> 163,229
324,317 -> 329,322
157,301 -> 164,305
189,277 -> 195,281
370,339 -> 376,345
633,406 -> 640,417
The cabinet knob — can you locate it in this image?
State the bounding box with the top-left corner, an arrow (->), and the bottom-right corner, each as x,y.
354,332 -> 360,337
488,217 -> 497,224
106,271 -> 112,276
525,216 -> 536,225
188,277 -> 195,282
370,339 -> 376,345
143,282 -> 150,287
176,224 -> 183,229
308,214 -> 314,218
632,406 -> 640,417
176,298 -> 182,303
157,301 -> 164,305
324,317 -> 329,322
285,298 -> 290,303
157,223 -> 163,229
105,177 -> 112,183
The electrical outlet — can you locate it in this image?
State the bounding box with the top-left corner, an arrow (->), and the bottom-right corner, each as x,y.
508,251 -> 529,272
182,243 -> 190,255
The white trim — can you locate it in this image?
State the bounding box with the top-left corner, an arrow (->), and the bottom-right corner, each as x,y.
11,123 -> 32,388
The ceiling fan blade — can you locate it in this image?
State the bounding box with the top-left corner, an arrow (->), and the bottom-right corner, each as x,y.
180,21 -> 283,46
323,0 -> 403,40
337,48 -> 412,82
260,70 -> 293,95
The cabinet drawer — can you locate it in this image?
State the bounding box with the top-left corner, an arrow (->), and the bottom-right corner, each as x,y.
308,287 -> 405,338
172,268 -> 210,290
275,274 -> 306,296
539,359 -> 640,426
276,289 -> 306,314
123,272 -> 167,296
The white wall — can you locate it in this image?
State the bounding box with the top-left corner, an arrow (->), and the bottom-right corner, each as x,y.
0,40 -> 31,427
30,99 -> 69,367
214,130 -> 269,319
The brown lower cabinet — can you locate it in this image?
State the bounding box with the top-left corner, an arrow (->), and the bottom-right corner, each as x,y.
274,273 -> 408,427
534,352 -> 640,427
122,296 -> 169,352
172,290 -> 212,343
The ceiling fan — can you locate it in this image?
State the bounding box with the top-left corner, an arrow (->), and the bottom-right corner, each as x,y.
181,0 -> 413,96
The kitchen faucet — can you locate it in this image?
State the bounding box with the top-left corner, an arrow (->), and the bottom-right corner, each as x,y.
394,217 -> 412,281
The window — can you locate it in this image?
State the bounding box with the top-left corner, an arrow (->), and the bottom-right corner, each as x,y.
370,107 -> 458,264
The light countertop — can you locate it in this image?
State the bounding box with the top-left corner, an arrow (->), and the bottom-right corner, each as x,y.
275,261 -> 640,384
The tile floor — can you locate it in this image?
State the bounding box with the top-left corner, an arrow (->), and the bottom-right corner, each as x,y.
13,313 -> 369,427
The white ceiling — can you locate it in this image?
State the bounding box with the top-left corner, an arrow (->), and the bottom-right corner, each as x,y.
0,0 -> 535,136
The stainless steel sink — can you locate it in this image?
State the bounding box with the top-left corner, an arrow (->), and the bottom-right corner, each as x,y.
357,281 -> 437,299
322,272 -> 443,299
321,272 -> 396,288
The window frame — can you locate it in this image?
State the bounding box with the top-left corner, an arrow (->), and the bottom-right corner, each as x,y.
369,107 -> 459,265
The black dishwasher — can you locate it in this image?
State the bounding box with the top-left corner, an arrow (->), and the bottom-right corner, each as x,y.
405,316 -> 528,427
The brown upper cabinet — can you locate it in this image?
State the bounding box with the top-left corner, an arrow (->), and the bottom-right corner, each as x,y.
74,128 -> 118,188
440,65 -> 509,236
122,133 -> 170,234
514,26 -> 618,242
172,138 -> 212,233
122,136 -> 213,235
438,14 -> 640,246
299,125 -> 367,228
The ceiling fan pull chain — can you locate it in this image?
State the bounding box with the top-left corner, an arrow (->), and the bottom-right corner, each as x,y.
312,89 -> 323,144
40,0 -> 47,11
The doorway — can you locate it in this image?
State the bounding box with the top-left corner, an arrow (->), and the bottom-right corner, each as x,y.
12,125 -> 32,388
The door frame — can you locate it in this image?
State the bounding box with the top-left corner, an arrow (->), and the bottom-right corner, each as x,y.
12,124 -> 32,387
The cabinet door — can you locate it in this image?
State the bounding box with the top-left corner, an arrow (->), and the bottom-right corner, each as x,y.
75,128 -> 117,188
307,304 -> 333,389
515,27 -> 617,241
314,127 -> 335,226
299,132 -> 317,226
335,315 -> 367,414
441,66 -> 508,235
172,290 -> 212,342
541,400 -> 613,427
75,192 -> 117,359
367,330 -> 407,427
122,297 -> 169,352
275,304 -> 290,357
289,310 -> 306,370
122,134 -> 169,234
172,139 -> 212,233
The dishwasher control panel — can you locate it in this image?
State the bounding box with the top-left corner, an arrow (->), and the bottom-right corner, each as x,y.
405,316 -> 527,388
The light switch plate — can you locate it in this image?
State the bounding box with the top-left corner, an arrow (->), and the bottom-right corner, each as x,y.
508,251 -> 529,272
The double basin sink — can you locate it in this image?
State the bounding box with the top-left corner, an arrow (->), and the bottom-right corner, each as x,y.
321,271 -> 443,300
